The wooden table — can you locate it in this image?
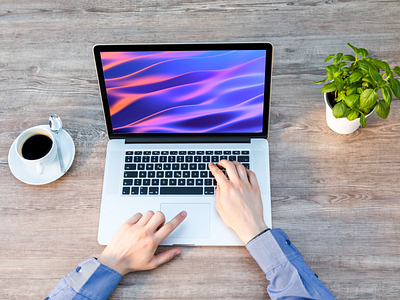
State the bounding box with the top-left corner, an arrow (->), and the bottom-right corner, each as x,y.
1,1 -> 400,299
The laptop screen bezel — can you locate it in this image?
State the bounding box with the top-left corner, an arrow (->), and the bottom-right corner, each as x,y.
93,42 -> 273,140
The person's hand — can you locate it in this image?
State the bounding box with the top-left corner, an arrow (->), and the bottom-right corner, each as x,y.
97,210 -> 187,275
208,160 -> 268,244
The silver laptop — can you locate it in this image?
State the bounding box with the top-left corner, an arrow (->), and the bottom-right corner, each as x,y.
93,42 -> 273,246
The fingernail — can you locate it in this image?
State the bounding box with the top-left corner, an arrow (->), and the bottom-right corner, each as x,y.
174,250 -> 181,256
180,211 -> 187,217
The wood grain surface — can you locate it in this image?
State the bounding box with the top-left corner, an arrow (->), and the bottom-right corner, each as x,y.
1,0 -> 400,299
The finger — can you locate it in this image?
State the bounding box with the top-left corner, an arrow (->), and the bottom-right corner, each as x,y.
146,211 -> 166,232
208,162 -> 229,185
155,211 -> 187,242
149,248 -> 181,269
246,169 -> 260,190
217,159 -> 240,182
137,210 -> 155,226
125,212 -> 143,225
232,161 -> 248,180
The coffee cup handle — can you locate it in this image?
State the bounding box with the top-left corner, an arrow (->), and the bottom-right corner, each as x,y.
36,162 -> 44,175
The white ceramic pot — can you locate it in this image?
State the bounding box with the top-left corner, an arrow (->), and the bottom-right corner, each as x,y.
324,93 -> 374,134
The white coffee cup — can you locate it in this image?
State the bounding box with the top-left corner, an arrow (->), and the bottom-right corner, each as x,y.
15,126 -> 57,175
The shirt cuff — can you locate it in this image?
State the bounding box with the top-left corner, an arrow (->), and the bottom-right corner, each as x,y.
65,257 -> 123,300
246,228 -> 302,275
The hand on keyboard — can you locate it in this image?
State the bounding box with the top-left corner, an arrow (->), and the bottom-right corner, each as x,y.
208,160 -> 268,244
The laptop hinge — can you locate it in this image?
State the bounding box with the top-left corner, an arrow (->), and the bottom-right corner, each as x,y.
125,136 -> 251,144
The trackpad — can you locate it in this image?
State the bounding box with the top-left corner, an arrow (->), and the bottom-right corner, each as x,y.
161,203 -> 210,238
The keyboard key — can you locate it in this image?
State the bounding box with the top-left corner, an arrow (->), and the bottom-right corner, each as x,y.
163,164 -> 171,170
125,164 -> 136,170
124,171 -> 138,178
178,179 -> 186,185
215,151 -> 222,155
243,163 -> 250,169
220,155 -> 227,160
125,156 -> 133,162
188,151 -> 195,155
169,179 -> 177,185
192,171 -> 199,178
151,156 -> 158,162
205,179 -> 213,185
179,151 -> 187,155
152,179 -> 160,185
183,171 -> 190,178
194,156 -> 201,162
224,151 -> 231,155
152,151 -> 160,155
198,164 -> 206,170
146,164 -> 154,170
206,151 -> 213,155
122,187 -> 130,195
196,151 -> 204,155
140,187 -> 148,195
155,164 -> 162,170
143,156 -> 150,162
212,156 -> 219,162
161,179 -> 168,185
160,156 -> 167,162
187,179 -> 194,185
241,151 -> 249,154
156,171 -> 164,178
174,171 -> 182,178
203,156 -> 210,162
196,179 -> 203,186
126,151 -> 133,155
238,156 -> 250,162
144,151 -> 151,155
185,156 -> 193,162
177,156 -> 184,162
143,179 -> 150,186
229,156 -> 236,161
139,171 -> 146,178
168,156 -> 175,162
131,187 -> 139,195
160,187 -> 203,195
181,164 -> 188,170
165,171 -> 173,178
134,156 -> 141,162
204,187 -> 215,195
200,171 -> 208,178
134,151 -> 142,155
172,164 -> 180,170
138,164 -> 145,170
233,151 -> 240,155
149,187 -> 159,195
190,164 -> 197,170
170,151 -> 178,155
134,179 -> 142,186
161,151 -> 169,155
148,171 -> 155,178
123,179 -> 133,185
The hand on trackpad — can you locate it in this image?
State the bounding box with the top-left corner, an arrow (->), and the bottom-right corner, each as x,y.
160,203 -> 210,238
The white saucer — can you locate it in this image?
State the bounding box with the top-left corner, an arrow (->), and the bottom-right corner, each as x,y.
8,125 -> 75,185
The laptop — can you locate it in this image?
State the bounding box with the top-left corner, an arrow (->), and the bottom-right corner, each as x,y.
93,42 -> 273,246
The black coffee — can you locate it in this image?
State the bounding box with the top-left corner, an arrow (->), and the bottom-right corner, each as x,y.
21,134 -> 53,160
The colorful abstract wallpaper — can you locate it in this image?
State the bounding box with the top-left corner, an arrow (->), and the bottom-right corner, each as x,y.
100,50 -> 266,133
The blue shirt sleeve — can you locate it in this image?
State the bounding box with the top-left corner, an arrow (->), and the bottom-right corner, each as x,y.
246,228 -> 336,300
46,257 -> 123,300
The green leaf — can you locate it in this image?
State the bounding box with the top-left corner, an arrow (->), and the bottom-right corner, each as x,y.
346,86 -> 358,95
357,48 -> 369,57
393,66 -> 400,77
314,78 -> 328,84
376,100 -> 390,119
325,65 -> 338,74
347,109 -> 360,121
332,101 -> 347,118
336,53 -> 343,59
371,59 -> 390,72
360,114 -> 366,127
369,66 -> 385,86
357,60 -> 373,73
333,57 -> 340,65
362,76 -> 376,86
342,55 -> 356,61
333,75 -> 344,92
343,94 -> 360,108
324,54 -> 335,63
357,87 -> 364,94
389,78 -> 400,99
382,85 -> 392,104
360,89 -> 378,110
321,81 -> 337,93
347,43 -> 358,54
347,72 -> 363,85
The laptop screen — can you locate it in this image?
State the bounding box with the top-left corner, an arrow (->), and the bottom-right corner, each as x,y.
94,43 -> 272,138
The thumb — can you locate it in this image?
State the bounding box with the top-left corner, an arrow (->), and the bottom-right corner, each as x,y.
150,248 -> 181,269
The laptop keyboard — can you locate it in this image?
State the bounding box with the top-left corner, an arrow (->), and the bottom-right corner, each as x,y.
122,150 -> 250,196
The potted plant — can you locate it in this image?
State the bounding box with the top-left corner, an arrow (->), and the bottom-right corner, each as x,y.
315,43 -> 400,134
